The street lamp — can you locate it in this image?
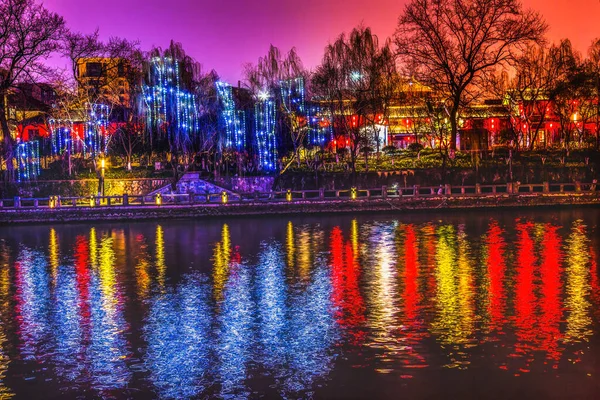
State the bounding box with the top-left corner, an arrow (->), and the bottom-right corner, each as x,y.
98,157 -> 106,198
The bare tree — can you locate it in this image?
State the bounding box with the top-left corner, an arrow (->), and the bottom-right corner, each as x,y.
313,26 -> 397,179
550,40 -> 596,149
61,31 -> 139,159
586,38 -> 600,149
490,44 -> 561,150
0,0 -> 65,182
395,0 -> 547,151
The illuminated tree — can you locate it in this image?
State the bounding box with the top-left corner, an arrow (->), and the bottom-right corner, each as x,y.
0,0 -> 65,182
142,41 -> 201,185
395,0 -> 547,150
245,45 -> 307,170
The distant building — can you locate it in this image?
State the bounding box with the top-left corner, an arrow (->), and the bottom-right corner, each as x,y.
76,57 -> 132,113
8,83 -> 56,142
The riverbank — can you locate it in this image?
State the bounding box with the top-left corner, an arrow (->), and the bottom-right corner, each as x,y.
1,193 -> 598,224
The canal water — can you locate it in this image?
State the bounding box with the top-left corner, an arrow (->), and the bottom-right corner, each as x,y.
0,208 -> 598,399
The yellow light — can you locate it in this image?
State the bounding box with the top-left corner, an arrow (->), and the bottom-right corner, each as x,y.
351,187 -> 357,200
286,189 -> 292,202
101,158 -> 105,169
49,195 -> 56,208
89,195 -> 95,207
155,193 -> 162,206
221,191 -> 228,204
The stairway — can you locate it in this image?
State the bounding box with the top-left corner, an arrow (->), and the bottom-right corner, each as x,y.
147,173 -> 237,197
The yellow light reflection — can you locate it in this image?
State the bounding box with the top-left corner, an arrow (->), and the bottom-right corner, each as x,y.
89,228 -> 98,270
297,226 -> 312,279
49,228 -> 59,281
286,221 -> 295,269
456,226 -> 475,341
432,225 -> 473,368
564,220 -> 592,343
99,235 -> 117,312
135,236 -> 151,300
155,225 -> 166,289
351,219 -> 359,258
212,224 -> 231,302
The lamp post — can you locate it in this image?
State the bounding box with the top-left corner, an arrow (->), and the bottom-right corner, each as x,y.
98,157 -> 105,197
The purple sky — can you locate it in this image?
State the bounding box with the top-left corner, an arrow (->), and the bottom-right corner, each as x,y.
45,0 -> 600,84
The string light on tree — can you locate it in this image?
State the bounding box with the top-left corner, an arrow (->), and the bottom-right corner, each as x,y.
16,141 -> 41,182
216,81 -> 246,151
255,97 -> 277,170
85,103 -> 111,157
142,56 -> 200,151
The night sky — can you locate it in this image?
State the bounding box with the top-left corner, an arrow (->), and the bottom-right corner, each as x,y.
45,0 -> 600,83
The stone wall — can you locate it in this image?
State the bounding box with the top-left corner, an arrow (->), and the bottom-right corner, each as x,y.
10,178 -> 170,198
219,176 -> 275,193
276,166 -> 599,191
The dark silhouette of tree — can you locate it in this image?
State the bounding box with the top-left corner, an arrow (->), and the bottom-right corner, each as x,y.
0,0 -> 65,182
395,0 -> 547,151
549,40 -> 596,149
585,38 -> 600,149
490,44 -> 562,150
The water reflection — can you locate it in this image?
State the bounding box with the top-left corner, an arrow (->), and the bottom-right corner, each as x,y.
144,274 -> 211,399
565,221 -> 593,344
0,212 -> 597,397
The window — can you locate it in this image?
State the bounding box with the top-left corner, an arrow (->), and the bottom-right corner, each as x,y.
86,62 -> 102,77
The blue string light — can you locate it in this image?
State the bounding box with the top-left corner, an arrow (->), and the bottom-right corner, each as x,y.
16,141 -> 41,182
142,57 -> 199,148
255,98 -> 277,170
84,103 -> 110,158
216,81 -> 246,151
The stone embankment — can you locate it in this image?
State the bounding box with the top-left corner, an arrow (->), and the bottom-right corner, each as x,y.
1,192 -> 598,224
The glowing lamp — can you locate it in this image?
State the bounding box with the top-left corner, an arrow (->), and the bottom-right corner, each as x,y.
49,195 -> 56,209
155,193 -> 162,206
89,195 -> 95,207
351,187 -> 358,200
286,189 -> 292,202
221,191 -> 228,204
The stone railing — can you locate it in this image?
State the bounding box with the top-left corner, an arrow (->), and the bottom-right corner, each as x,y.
1,181 -> 597,210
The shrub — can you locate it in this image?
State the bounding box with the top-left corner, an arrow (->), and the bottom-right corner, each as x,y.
407,142 -> 424,152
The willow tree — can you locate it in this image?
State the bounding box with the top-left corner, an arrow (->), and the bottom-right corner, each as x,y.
244,45 -> 307,170
142,41 -> 201,186
312,26 -> 397,178
395,0 -> 547,151
0,0 -> 65,182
